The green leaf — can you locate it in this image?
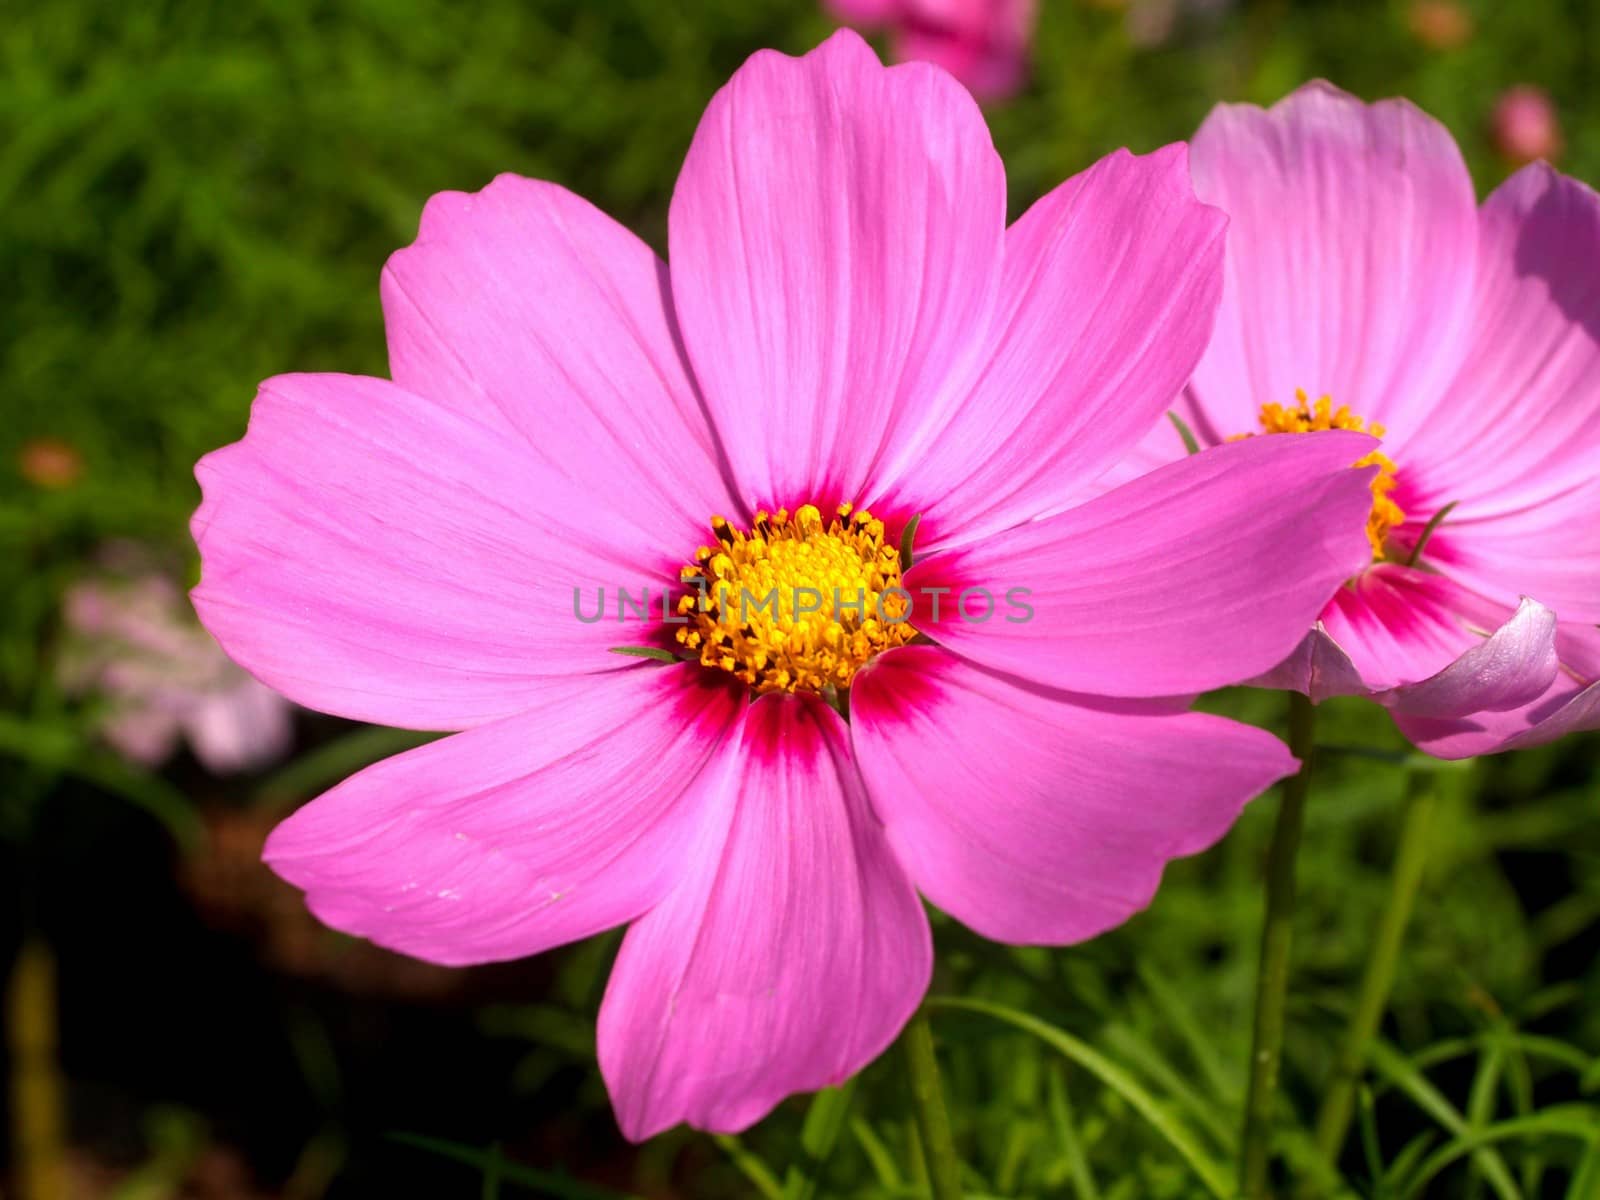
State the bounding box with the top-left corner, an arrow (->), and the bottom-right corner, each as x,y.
927,995 -> 1231,1199
607,645 -> 680,663
1168,411 -> 1202,455
899,513 -> 922,572
1406,500 -> 1458,567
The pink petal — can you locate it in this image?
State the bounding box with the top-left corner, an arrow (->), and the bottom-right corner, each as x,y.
598,692 -> 930,1140
1316,565 -> 1550,698
1392,165 -> 1600,621
264,668 -> 746,966
1392,621 -> 1600,758
1082,399 -> 1200,498
1402,166 -> 1600,508
1185,82 -> 1478,441
382,175 -> 738,551
1376,596 -> 1559,720
876,144 -> 1227,548
193,373 -> 675,730
667,30 -> 1005,509
1424,478 -> 1600,625
1243,626 -> 1369,702
851,646 -> 1294,944
906,431 -> 1377,696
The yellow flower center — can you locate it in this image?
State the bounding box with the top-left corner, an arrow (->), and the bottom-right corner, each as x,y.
676,503 -> 918,695
1241,389 -> 1405,560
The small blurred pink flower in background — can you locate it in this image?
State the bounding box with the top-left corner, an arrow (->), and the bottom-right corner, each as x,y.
825,0 -> 1036,99
1407,0 -> 1474,51
1492,85 -> 1563,164
1122,0 -> 1234,50
61,550 -> 293,774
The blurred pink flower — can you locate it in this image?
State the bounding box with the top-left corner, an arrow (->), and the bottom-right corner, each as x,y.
1107,81 -> 1600,758
193,34 -> 1374,1138
826,0 -> 1036,98
1123,0 -> 1234,49
1492,85 -> 1563,164
62,562 -> 293,774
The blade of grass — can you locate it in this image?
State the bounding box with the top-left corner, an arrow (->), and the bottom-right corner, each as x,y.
1102,1023 -> 1233,1148
1046,1065 -> 1099,1200
387,1133 -> 637,1200
713,1134 -> 785,1200
1137,963 -> 1231,1103
929,995 -> 1230,1199
784,1080 -> 857,1200
1567,1133 -> 1600,1199
851,1117 -> 902,1190
1400,1108 -> 1600,1199
1465,1040 -> 1507,1200
1313,769 -> 1442,1169
1366,1041 -> 1522,1200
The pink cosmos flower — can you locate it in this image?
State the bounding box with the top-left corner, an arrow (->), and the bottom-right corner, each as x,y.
826,0 -> 1036,99
191,34 -> 1376,1139
1107,81 -> 1600,759
62,560 -> 293,774
1491,85 -> 1563,165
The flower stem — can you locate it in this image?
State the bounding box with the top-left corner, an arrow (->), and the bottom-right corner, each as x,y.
902,1009 -> 963,1200
1239,690 -> 1316,1200
1310,767 -> 1439,1171
7,935 -> 66,1200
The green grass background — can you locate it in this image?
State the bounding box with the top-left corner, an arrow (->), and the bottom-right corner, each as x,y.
3,0 -> 1600,1196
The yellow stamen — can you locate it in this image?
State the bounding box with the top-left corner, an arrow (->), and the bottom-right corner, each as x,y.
1236,389 -> 1404,559
676,503 -> 917,694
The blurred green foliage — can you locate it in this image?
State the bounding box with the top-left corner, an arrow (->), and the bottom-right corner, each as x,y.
4,0 -> 1600,1196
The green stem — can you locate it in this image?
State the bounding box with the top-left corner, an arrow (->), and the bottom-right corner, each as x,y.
1240,690 -> 1317,1199
902,1009 -> 963,1200
1310,768 -> 1439,1172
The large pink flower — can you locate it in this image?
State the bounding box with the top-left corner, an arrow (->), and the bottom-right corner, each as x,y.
826,0 -> 1036,99
1108,81 -> 1600,760
192,35 -> 1375,1139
